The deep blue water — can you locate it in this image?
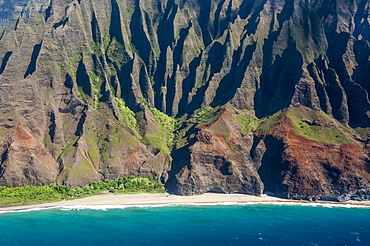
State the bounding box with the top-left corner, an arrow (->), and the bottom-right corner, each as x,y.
0,203 -> 369,246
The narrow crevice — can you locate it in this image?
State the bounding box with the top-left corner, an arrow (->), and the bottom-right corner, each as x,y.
75,110 -> 87,137
0,148 -> 9,165
44,0 -> 53,22
14,17 -> 20,31
277,0 -> 294,29
76,60 -> 92,97
198,0 -> 212,47
91,13 -> 101,43
53,17 -> 69,29
238,0 -> 255,19
346,83 -> 370,127
323,68 -> 348,122
217,0 -> 236,39
186,80 -> 211,116
144,11 -> 157,75
208,42 -> 226,77
353,0 -> 370,41
109,76 -> 119,97
109,0 -> 124,44
173,25 -> 191,70
213,0 -> 227,37
92,54 -> 110,103
154,0 -> 177,111
92,54 -> 104,75
116,60 -> 139,112
166,24 -> 191,116
253,30 -> 282,117
138,66 -> 150,102
244,0 -> 268,36
24,41 -> 43,78
0,51 -> 12,75
250,136 -> 263,163
129,3 -> 153,66
177,56 -> 202,117
352,40 -> 370,96
64,73 -> 73,90
48,111 -> 56,142
307,62 -> 330,113
0,144 -> 9,186
214,43 -> 257,106
212,35 -> 256,107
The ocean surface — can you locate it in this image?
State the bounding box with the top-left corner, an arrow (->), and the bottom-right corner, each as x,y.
0,203 -> 369,245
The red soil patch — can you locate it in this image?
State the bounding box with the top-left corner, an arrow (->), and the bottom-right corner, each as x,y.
14,124 -> 33,142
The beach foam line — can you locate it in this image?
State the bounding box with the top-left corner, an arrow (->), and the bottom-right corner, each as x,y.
235,201 -> 370,209
1,199 -> 370,214
58,204 -> 175,211
0,206 -> 56,214
55,201 -> 370,211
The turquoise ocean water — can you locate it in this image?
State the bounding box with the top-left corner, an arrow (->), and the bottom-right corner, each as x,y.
0,203 -> 369,245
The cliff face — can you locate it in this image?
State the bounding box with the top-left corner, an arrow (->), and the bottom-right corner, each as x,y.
0,0 -> 49,32
0,0 -> 369,201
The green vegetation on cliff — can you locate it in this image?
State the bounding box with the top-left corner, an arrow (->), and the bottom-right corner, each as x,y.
192,106 -> 214,122
0,176 -> 165,207
256,107 -> 354,145
144,111 -> 176,154
140,99 -> 176,154
286,107 -> 353,145
115,97 -> 137,130
191,106 -> 222,126
257,110 -> 285,134
88,72 -> 101,109
234,114 -> 259,133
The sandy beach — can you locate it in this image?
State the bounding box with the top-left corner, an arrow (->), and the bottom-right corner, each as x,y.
1,192 -> 370,212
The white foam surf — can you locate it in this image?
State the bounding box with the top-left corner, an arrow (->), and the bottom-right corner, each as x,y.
56,201 -> 370,211
0,206 -> 55,214
1,201 -> 369,214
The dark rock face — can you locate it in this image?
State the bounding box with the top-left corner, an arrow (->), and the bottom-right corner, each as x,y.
168,110 -> 264,196
0,0 -> 369,200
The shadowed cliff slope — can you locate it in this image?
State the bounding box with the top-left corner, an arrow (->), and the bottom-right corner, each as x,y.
0,0 -> 369,201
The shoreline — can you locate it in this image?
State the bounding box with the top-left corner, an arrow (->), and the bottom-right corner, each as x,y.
1,193 -> 370,212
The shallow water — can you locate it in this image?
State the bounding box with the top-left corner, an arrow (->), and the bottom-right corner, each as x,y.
0,204 -> 369,245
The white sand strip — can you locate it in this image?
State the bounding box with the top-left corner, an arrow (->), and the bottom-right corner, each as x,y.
1,193 -> 369,212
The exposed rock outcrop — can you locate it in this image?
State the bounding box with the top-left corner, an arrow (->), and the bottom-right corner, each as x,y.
0,124 -> 58,187
259,108 -> 370,201
168,108 -> 264,195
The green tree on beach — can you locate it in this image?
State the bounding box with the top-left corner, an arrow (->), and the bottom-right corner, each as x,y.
0,176 -> 165,207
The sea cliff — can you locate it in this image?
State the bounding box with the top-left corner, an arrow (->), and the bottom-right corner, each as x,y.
0,0 -> 369,201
